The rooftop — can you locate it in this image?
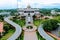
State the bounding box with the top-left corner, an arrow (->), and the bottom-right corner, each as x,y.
0,22 -> 3,33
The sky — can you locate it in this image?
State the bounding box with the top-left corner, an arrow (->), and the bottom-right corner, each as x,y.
0,0 -> 60,9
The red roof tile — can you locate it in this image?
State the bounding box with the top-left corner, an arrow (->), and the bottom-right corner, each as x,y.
0,22 -> 3,32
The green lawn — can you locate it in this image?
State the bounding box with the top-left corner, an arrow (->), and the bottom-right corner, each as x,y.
16,31 -> 24,40
12,19 -> 25,27
33,19 -> 46,26
37,32 -> 45,40
33,16 -> 60,27
1,29 -> 15,40
53,16 -> 60,22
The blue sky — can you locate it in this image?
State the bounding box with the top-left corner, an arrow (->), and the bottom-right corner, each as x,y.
0,0 -> 60,9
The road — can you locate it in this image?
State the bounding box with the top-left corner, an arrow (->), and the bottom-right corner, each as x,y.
38,24 -> 54,40
4,16 -> 22,40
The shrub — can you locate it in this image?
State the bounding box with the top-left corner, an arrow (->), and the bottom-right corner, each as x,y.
26,26 -> 33,29
43,19 -> 59,31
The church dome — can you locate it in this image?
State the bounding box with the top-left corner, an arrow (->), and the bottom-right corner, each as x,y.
27,5 -> 31,8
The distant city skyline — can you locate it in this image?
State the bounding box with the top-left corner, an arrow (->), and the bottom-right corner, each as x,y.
0,0 -> 60,9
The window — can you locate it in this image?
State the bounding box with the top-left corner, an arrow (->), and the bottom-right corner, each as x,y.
24,11 -> 34,13
28,22 -> 31,24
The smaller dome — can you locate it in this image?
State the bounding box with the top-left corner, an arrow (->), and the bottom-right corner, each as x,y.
27,5 -> 31,8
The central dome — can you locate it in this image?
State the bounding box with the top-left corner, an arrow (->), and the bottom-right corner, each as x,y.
27,5 -> 31,8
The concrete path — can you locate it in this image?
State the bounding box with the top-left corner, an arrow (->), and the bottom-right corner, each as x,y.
24,31 -> 38,40
4,16 -> 22,40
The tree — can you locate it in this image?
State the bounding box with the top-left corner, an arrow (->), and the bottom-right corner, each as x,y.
10,9 -> 17,16
43,19 -> 59,31
39,9 -> 51,16
0,15 -> 4,21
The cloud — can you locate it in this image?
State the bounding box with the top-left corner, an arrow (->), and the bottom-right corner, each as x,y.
0,0 -> 17,9
0,0 -> 60,9
18,0 -> 60,8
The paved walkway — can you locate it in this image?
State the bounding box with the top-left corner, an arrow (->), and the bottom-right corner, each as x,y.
23,25 -> 38,40
4,16 -> 22,40
24,31 -> 38,40
25,14 -> 33,26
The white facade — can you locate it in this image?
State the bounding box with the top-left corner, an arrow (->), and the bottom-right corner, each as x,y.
51,10 -> 56,15
51,10 -> 60,15
18,5 -> 40,16
18,5 -> 40,26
